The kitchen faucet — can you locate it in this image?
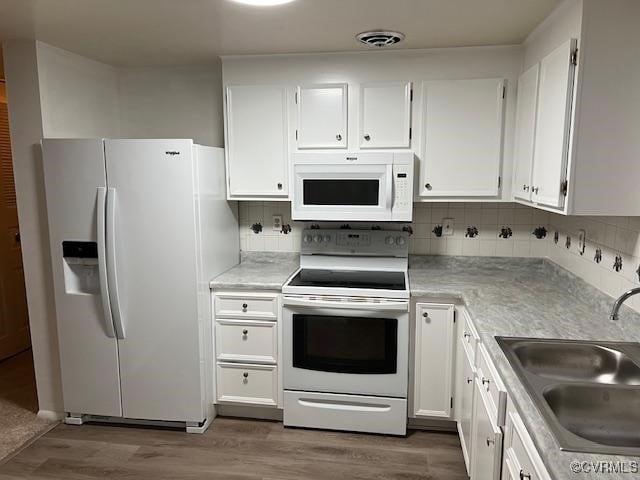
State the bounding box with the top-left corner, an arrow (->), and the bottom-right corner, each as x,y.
609,287 -> 640,320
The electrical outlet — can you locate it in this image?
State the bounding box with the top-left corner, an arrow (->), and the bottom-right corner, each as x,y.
272,215 -> 283,232
442,218 -> 454,236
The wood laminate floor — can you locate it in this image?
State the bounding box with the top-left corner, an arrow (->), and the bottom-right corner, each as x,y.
0,417 -> 468,479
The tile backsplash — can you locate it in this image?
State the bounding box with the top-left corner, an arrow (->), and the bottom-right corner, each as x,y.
239,201 -> 640,314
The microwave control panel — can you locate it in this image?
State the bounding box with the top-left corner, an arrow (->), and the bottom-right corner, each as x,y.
391,161 -> 413,221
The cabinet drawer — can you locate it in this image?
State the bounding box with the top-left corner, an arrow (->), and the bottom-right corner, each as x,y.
458,307 -> 480,363
215,319 -> 277,364
216,363 -> 277,406
215,293 -> 278,320
504,403 -> 551,480
476,343 -> 507,426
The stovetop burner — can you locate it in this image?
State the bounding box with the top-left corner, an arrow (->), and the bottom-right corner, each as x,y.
288,269 -> 406,291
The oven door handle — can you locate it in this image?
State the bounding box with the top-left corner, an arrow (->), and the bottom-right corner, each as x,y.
283,296 -> 409,312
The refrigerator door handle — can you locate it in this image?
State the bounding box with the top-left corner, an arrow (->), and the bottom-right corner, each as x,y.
97,187 -> 116,338
106,187 -> 126,339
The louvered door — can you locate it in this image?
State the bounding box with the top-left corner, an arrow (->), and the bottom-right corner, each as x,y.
0,100 -> 30,361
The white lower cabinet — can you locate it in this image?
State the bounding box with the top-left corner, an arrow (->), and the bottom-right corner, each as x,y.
471,380 -> 503,480
455,335 -> 476,473
502,401 -> 551,480
213,291 -> 281,408
412,303 -> 456,418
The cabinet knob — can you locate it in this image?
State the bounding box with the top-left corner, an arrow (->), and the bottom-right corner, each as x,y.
243,372 -> 249,378
519,470 -> 532,480
336,134 -> 342,141
425,183 -> 432,191
242,329 -> 248,335
277,183 -> 283,190
463,332 -> 471,339
482,378 -> 490,389
242,303 -> 248,311
364,134 -> 371,141
422,312 -> 429,318
532,186 -> 539,194
466,377 -> 473,384
486,437 -> 495,447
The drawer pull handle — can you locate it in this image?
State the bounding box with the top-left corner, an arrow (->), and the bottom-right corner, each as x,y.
519,470 -> 531,480
242,329 -> 248,335
486,438 -> 495,447
242,303 -> 248,311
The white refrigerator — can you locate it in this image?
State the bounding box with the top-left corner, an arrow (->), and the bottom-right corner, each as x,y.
41,138 -> 239,431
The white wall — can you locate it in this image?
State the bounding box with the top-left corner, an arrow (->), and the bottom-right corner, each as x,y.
117,62 -> 224,146
36,42 -> 120,138
2,40 -> 64,418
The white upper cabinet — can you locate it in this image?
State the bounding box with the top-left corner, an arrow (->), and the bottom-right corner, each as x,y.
225,85 -> 289,199
530,39 -> 576,209
419,78 -> 505,198
296,83 -> 347,149
359,81 -> 412,149
512,64 -> 539,202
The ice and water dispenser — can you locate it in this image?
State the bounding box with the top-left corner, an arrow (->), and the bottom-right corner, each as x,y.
62,241 -> 100,295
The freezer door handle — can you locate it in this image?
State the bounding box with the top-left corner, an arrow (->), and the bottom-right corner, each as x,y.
106,187 -> 126,339
97,187 -> 116,338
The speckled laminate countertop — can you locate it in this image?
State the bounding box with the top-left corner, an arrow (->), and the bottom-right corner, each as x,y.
210,252 -> 299,290
409,255 -> 640,480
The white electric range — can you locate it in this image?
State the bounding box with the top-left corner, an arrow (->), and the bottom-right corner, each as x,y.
281,229 -> 410,435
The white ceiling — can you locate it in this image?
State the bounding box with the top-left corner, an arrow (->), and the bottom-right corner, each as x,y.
0,0 -> 560,67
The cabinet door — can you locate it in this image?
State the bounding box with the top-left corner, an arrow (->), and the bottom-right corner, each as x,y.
297,84 -> 347,149
531,38 -> 577,208
419,78 -> 504,197
471,382 -> 503,480
225,85 -> 289,198
455,338 -> 475,474
513,64 -> 539,202
359,81 -> 411,149
413,303 -> 455,418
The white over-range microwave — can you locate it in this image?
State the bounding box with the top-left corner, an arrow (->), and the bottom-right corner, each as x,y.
291,151 -> 414,221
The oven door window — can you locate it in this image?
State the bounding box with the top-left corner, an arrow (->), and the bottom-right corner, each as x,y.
292,314 -> 397,374
302,179 -> 379,206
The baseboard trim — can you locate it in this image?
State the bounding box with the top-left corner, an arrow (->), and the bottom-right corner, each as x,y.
216,404 -> 283,421
37,410 -> 64,422
408,416 -> 457,432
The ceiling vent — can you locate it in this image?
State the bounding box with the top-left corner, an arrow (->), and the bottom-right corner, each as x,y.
356,30 -> 405,48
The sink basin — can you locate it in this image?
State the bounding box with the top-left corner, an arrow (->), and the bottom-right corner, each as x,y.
543,384 -> 640,448
497,337 -> 640,455
512,341 -> 640,385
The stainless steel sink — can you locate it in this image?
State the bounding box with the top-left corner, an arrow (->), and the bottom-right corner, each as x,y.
512,341 -> 640,384
497,337 -> 640,455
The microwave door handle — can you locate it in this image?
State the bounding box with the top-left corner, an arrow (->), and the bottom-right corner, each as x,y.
385,166 -> 393,210
97,187 -> 116,338
283,296 -> 408,312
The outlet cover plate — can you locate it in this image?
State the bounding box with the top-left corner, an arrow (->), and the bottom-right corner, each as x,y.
272,215 -> 283,231
442,218 -> 454,236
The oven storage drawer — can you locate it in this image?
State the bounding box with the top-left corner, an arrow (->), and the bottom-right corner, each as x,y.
215,319 -> 277,364
216,363 -> 278,406
215,292 -> 278,320
284,390 -> 407,435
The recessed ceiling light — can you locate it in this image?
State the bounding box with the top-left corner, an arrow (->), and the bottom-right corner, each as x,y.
230,0 -> 296,6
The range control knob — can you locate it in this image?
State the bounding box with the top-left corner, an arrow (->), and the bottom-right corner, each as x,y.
385,236 -> 395,246
323,235 -> 332,243
313,235 -> 323,243
396,236 -> 406,246
303,235 -> 313,244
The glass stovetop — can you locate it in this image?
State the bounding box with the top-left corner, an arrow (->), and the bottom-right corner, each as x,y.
288,269 -> 406,290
